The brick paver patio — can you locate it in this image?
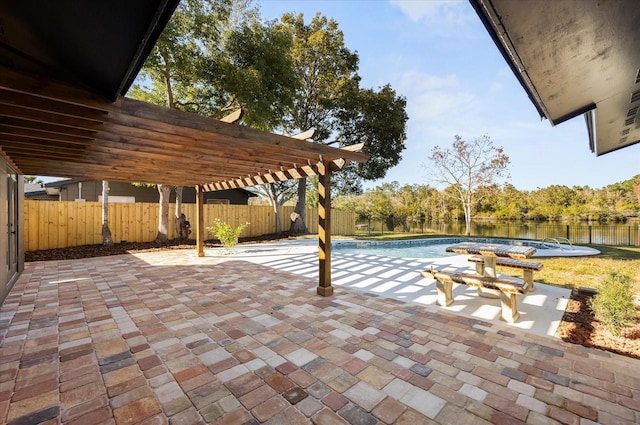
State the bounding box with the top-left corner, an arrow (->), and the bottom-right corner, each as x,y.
0,250 -> 638,424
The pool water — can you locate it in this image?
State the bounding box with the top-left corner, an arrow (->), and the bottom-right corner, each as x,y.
332,237 -> 551,259
334,242 -> 458,259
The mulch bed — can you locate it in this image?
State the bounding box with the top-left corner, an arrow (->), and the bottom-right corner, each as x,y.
24,234 -> 295,262
555,292 -> 640,359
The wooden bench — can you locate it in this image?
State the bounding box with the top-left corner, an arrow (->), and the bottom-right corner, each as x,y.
421,269 -> 527,323
467,256 -> 543,292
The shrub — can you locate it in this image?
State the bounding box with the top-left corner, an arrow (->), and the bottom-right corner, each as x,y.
588,272 -> 637,336
207,219 -> 250,253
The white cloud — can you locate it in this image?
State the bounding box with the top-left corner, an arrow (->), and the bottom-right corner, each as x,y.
389,0 -> 474,26
399,70 -> 460,91
396,70 -> 475,123
489,82 -> 503,94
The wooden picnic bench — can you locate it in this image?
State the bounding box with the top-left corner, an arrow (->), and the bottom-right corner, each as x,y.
467,255 -> 543,292
421,268 -> 527,323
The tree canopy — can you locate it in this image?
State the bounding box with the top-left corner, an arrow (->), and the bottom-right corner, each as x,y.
334,174 -> 640,233
130,3 -> 408,236
276,12 -> 408,233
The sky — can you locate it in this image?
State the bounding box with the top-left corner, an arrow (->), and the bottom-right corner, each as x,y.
258,0 -> 640,191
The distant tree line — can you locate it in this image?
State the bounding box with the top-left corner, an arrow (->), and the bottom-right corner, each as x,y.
333,175 -> 640,231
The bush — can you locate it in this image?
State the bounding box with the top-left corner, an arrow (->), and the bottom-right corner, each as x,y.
207,219 -> 250,253
588,272 -> 637,336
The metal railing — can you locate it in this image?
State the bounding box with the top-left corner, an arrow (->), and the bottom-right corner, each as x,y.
356,220 -> 640,247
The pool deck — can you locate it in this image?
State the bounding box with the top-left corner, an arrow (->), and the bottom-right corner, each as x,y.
229,239 -> 576,338
2,241 -> 637,425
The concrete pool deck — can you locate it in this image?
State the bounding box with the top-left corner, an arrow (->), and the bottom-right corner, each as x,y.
221,239 -> 590,339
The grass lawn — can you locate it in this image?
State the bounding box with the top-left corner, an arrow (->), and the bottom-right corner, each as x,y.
530,245 -> 640,292
352,233 -> 640,293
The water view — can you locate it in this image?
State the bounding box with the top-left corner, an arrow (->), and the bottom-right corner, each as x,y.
357,220 -> 640,246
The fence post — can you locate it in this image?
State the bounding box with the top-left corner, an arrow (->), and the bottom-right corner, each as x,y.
629,226 -> 631,246
566,225 -> 569,241
588,225 -> 592,244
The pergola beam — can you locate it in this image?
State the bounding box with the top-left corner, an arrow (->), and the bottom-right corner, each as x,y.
200,150 -> 353,192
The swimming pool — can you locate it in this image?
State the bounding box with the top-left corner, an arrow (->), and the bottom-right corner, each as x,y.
333,237 -> 547,259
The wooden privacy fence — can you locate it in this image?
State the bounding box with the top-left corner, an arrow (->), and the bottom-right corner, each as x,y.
24,200 -> 356,251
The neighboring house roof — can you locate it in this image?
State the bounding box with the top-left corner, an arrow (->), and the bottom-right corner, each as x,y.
43,179 -> 83,189
24,182 -> 58,199
470,0 -> 640,156
24,183 -> 44,194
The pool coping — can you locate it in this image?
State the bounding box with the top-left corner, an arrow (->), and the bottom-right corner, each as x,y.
331,237 -> 600,258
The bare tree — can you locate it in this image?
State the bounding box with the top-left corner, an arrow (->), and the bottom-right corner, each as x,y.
427,134 -> 510,235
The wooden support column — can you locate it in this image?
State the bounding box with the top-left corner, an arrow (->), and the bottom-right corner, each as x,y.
317,161 -> 333,296
196,184 -> 205,257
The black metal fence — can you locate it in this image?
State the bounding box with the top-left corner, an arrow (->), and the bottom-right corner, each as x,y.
356,220 -> 640,247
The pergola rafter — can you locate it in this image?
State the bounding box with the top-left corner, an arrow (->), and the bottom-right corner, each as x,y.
0,66 -> 367,187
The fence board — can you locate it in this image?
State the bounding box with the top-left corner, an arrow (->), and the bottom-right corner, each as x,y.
24,200 -> 356,251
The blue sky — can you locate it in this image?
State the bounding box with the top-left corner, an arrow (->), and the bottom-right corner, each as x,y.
259,0 -> 640,191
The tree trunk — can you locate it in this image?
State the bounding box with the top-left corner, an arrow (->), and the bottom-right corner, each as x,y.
464,202 -> 472,236
101,180 -> 114,246
267,185 -> 282,233
174,186 -> 189,240
274,203 -> 282,233
156,184 -> 172,244
290,178 -> 308,234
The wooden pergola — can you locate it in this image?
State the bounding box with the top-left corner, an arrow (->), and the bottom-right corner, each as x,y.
0,65 -> 368,295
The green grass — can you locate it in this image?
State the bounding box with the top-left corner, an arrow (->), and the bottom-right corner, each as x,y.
531,245 -> 640,292
351,233 -> 640,293
353,231 -> 444,240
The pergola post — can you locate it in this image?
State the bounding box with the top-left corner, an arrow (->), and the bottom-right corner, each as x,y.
317,161 -> 333,296
196,184 -> 204,257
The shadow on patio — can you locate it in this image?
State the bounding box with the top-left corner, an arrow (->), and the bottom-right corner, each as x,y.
0,251 -> 638,424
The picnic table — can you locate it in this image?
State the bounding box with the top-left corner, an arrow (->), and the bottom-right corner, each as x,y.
446,241 -> 536,279
424,242 -> 541,323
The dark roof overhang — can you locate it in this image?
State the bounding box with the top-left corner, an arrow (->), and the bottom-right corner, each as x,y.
470,0 -> 640,156
1,0 -> 179,100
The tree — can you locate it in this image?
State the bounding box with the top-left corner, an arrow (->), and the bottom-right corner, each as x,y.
336,84 -> 407,181
24,176 -> 44,185
101,181 -> 114,246
277,13 -> 407,234
130,0 -> 295,242
217,18 -> 298,129
248,182 -> 298,233
156,185 -> 172,243
131,0 -> 234,243
426,134 -> 510,235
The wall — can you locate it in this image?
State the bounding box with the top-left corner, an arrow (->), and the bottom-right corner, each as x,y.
24,201 -> 356,251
